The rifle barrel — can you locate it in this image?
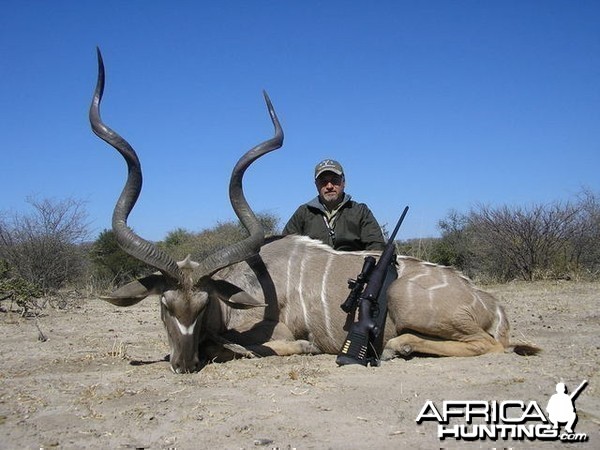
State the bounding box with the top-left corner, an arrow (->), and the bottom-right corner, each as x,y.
570,380 -> 588,400
388,206 -> 409,243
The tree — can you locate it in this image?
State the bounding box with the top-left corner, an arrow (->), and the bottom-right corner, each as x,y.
90,229 -> 153,285
0,198 -> 90,292
569,189 -> 600,276
161,212 -> 280,262
469,202 -> 580,281
436,192 -> 600,282
436,209 -> 476,275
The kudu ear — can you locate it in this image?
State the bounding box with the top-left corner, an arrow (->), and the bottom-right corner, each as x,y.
209,279 -> 267,309
101,273 -> 169,307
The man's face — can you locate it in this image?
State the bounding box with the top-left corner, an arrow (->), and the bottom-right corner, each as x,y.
315,171 -> 345,207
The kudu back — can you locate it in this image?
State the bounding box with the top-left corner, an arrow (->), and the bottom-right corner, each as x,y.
90,50 -> 538,373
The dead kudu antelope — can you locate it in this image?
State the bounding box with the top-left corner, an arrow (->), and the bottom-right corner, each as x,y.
90,50 -> 539,373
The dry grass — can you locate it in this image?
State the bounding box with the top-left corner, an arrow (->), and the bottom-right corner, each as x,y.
107,339 -> 129,359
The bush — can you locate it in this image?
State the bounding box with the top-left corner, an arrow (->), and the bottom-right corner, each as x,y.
87,212 -> 280,291
396,237 -> 441,262
436,190 -> 600,281
0,198 -> 90,292
90,229 -> 154,286
0,275 -> 44,314
161,212 -> 280,262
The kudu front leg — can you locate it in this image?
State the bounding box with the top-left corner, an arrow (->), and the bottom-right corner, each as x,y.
207,320 -> 322,361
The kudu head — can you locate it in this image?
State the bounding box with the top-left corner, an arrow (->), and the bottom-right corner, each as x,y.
89,48 -> 283,373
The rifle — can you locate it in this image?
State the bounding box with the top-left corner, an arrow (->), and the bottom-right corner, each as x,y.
336,206 -> 409,367
569,380 -> 588,401
339,256 -> 376,315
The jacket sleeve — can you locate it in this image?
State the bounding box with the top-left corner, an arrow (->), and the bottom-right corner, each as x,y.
282,206 -> 304,235
359,204 -> 385,251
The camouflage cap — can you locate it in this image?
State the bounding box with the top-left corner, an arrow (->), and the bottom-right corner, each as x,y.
314,159 -> 344,179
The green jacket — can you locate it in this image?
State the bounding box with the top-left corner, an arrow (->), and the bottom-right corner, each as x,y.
283,195 -> 385,251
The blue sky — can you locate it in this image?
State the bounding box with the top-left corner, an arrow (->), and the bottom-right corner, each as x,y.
2,1 -> 599,242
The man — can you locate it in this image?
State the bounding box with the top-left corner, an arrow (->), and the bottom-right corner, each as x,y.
283,159 -> 385,251
546,382 -> 579,434
284,159 -> 396,362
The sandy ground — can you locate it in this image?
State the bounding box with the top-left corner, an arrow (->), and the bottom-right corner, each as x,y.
0,281 -> 598,449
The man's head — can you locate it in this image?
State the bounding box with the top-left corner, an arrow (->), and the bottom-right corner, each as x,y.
314,159 -> 345,209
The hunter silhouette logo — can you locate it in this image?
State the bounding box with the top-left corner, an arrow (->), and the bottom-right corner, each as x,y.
546,380 -> 588,434
416,379 -> 589,442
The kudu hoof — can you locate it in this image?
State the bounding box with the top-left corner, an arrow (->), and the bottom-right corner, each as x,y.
399,344 -> 413,357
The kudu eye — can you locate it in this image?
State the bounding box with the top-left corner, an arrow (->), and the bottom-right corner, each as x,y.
160,293 -> 177,313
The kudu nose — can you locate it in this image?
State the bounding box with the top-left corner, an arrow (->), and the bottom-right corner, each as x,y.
172,356 -> 201,374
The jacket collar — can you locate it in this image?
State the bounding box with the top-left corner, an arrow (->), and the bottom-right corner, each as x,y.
307,194 -> 352,213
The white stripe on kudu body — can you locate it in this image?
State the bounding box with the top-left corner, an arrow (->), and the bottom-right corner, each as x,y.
320,253 -> 335,341
297,250 -> 310,331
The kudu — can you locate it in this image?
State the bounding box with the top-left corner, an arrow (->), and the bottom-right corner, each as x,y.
90,50 -> 538,373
